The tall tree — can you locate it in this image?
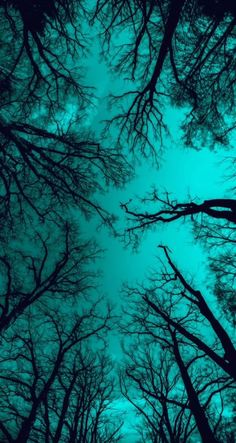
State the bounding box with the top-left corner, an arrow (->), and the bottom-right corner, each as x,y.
0,115 -> 130,227
121,248 -> 236,441
0,0 -> 132,229
122,196 -> 236,234
0,304 -> 115,442
0,221 -> 103,334
93,0 -> 236,152
121,346 -> 196,442
0,0 -> 84,106
122,341 -> 234,442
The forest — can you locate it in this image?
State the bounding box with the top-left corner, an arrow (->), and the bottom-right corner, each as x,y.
0,0 -> 235,441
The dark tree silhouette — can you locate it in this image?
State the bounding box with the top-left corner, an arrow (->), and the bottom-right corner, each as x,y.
0,0 -> 86,106
0,222 -> 101,335
0,0 -> 132,230
93,0 -> 236,152
122,246 -> 236,380
121,347 -> 196,443
121,248 -> 236,441
210,250 -> 236,327
30,349 -> 122,443
0,115 -> 131,228
122,194 -> 236,332
48,352 -> 123,443
122,341 -> 234,443
122,195 -> 236,235
0,305 -> 116,442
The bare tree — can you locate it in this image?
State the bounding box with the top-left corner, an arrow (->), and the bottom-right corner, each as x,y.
122,194 -> 236,235
121,249 -> 236,441
122,246 -> 236,376
122,193 -> 236,332
121,345 -> 196,443
32,349 -> 123,443
92,0 -> 236,152
0,115 -> 131,228
0,0 -> 132,230
0,303 -> 115,442
0,222 -> 102,334
121,330 -> 235,442
0,0 -> 87,107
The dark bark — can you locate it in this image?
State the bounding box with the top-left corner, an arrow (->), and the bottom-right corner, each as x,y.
145,0 -> 186,95
171,331 -> 218,443
53,371 -> 79,443
143,295 -> 236,380
162,246 -> 236,366
123,198 -> 236,234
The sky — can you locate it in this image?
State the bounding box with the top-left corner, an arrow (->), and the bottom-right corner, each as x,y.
82,48 -> 229,310
43,94 -> 233,439
0,5 -> 235,443
71,28 -> 234,441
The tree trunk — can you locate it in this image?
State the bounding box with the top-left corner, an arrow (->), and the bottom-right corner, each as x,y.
172,332 -> 219,443
147,0 -> 186,90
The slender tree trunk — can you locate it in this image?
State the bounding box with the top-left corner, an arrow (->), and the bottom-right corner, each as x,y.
162,402 -> 177,443
147,0 -> 186,91
197,295 -> 236,368
69,394 -> 82,443
53,377 -> 76,443
144,295 -> 236,380
163,246 -> 236,378
15,356 -> 63,442
14,403 -> 39,443
171,332 -> 218,443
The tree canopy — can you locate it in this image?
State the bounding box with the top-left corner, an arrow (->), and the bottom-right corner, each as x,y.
0,0 -> 235,441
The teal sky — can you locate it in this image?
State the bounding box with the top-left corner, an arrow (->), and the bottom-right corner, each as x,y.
86,135 -> 230,442
72,29 -> 235,441
1,4 -> 235,442
73,32 -> 234,350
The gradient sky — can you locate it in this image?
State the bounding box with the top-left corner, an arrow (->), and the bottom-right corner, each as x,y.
82,49 -> 230,311
73,32 -> 234,441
